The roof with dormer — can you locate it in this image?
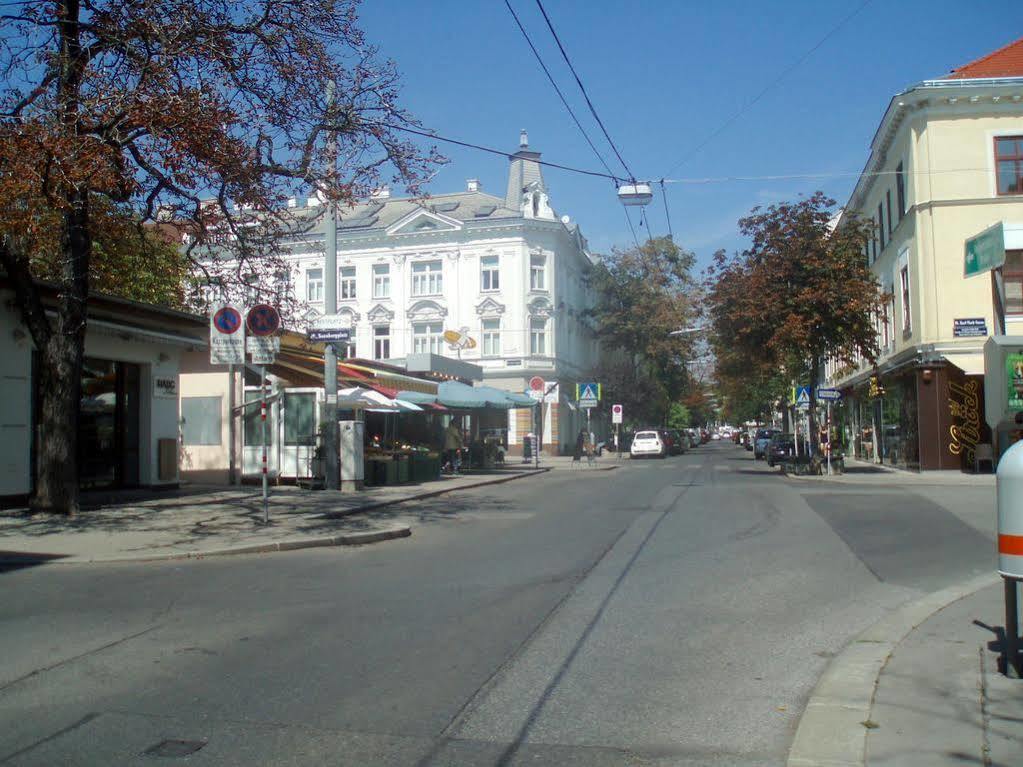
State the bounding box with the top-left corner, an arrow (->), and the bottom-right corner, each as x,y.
944,35 -> 1023,80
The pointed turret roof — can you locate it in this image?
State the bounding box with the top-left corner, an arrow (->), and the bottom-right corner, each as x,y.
505,129 -> 546,211
944,35 -> 1023,79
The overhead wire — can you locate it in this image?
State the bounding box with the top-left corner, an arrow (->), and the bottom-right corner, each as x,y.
664,0 -> 874,176
532,0 -> 637,182
502,0 -> 620,182
659,180 -> 674,241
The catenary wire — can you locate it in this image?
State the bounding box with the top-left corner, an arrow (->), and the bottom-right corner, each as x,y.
532,0 -> 637,181
502,0 -> 619,180
659,179 -> 674,241
664,0 -> 873,176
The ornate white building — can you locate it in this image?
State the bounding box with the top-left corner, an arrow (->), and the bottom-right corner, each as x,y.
285,132 -> 601,453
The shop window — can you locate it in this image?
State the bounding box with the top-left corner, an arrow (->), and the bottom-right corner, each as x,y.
373,264 -> 390,299
482,318 -> 501,356
374,325 -> 391,360
480,255 -> 500,292
340,266 -> 356,300
181,396 -> 222,445
995,136 -> 1023,195
243,391 -> 275,446
306,267 -> 323,302
1004,250 -> 1023,315
284,392 -> 316,446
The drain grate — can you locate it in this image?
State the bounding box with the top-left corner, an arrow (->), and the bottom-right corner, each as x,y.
143,739 -> 207,758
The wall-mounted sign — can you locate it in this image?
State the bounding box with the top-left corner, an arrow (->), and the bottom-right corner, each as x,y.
210,305 -> 245,365
964,222 -> 1005,278
1008,353 -> 1023,411
153,375 -> 178,399
954,318 -> 988,338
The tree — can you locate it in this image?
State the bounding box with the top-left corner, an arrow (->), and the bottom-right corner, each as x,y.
706,192 -> 886,453
0,0 -> 438,514
666,402 -> 690,430
587,236 -> 699,424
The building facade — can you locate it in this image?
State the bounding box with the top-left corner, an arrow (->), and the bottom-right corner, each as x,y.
279,132 -> 601,454
825,37 -> 1023,470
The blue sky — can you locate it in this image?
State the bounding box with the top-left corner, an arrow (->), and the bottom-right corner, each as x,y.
359,1 -> 1021,272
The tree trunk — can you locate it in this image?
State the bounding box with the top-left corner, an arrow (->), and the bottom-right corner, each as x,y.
32,191 -> 91,515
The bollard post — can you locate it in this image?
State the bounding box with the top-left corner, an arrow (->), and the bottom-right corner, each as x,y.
996,437 -> 1023,678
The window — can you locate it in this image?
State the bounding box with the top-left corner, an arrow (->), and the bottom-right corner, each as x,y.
306,268 -> 323,302
530,254 -> 547,291
900,265 -> 911,334
480,255 -> 500,292
412,260 -> 442,296
529,317 -> 548,356
996,136 -> 1023,195
412,321 -> 443,354
283,392 -> 316,446
374,325 -> 391,360
242,273 -> 258,304
343,338 -> 356,359
243,391 -> 274,446
481,318 -> 501,356
1003,250 -> 1023,315
871,218 -> 878,263
181,396 -> 222,446
877,204 -> 886,251
886,189 -> 893,237
896,162 -> 906,219
372,264 -> 390,299
340,266 -> 356,300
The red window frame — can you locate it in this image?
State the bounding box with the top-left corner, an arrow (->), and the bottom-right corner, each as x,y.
995,136 -> 1023,196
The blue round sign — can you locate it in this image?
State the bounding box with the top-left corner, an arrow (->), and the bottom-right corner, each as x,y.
246,304 -> 280,337
213,306 -> 242,334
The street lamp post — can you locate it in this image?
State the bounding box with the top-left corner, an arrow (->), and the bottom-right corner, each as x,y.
322,81 -> 339,490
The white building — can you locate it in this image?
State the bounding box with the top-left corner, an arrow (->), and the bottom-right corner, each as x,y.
281,131 -> 601,453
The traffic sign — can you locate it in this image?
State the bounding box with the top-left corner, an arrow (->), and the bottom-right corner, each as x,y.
964,222 -> 1005,277
795,385 -> 811,409
816,387 -> 842,402
247,335 -> 280,365
246,304 -> 280,337
210,305 -> 245,365
528,376 -> 545,401
307,327 -> 352,343
577,382 -> 600,408
612,403 -> 623,424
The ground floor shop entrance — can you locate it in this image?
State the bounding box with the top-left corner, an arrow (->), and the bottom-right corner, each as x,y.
74,357 -> 142,490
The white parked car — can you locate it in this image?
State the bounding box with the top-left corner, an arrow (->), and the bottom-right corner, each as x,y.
630,430 -> 666,459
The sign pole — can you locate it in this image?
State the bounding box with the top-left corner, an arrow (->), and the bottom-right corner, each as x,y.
827,402 -> 832,476
323,81 -> 340,490
228,363 -> 237,485
261,364 -> 269,525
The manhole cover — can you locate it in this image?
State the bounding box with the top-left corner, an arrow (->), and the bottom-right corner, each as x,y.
143,739 -> 206,758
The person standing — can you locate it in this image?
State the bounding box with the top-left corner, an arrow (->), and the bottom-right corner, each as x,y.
444,421 -> 463,473
573,429 -> 585,462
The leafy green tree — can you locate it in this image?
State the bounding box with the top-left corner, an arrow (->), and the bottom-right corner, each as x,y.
587,237 -> 700,424
666,402 -> 690,430
707,192 -> 885,453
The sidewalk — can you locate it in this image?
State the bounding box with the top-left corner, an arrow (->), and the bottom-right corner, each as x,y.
0,465 -> 554,565
788,574 -> 1023,766
786,455 -> 996,486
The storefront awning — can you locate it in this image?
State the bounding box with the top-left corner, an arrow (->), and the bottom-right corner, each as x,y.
942,352 -> 985,376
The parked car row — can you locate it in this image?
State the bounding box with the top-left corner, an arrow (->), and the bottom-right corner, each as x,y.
629,427 -> 713,458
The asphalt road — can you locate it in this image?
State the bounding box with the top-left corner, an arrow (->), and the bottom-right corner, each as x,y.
0,443 -> 997,766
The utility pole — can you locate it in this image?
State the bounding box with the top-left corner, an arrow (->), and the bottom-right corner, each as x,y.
322,80 -> 339,490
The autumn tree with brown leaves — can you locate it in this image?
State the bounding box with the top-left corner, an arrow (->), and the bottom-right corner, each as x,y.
0,0 -> 439,514
706,192 -> 886,454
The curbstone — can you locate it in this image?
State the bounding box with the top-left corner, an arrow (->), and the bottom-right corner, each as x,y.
786,571 -> 1001,767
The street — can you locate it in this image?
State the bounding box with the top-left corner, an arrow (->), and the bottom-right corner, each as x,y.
0,442 -> 997,766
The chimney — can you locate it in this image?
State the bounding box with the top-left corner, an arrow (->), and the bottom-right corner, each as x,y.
466,178 -> 481,192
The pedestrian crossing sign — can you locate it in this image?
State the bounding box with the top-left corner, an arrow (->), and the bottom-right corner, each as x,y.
795,385 -> 811,409
576,382 -> 601,407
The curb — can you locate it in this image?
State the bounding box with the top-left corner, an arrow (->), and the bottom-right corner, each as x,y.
0,525 -> 412,566
786,571 -> 1001,767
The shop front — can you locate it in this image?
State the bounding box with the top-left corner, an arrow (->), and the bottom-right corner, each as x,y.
839,355 -> 990,472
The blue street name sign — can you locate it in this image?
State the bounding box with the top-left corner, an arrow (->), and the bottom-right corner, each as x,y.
308,327 -> 351,343
816,388 -> 842,402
